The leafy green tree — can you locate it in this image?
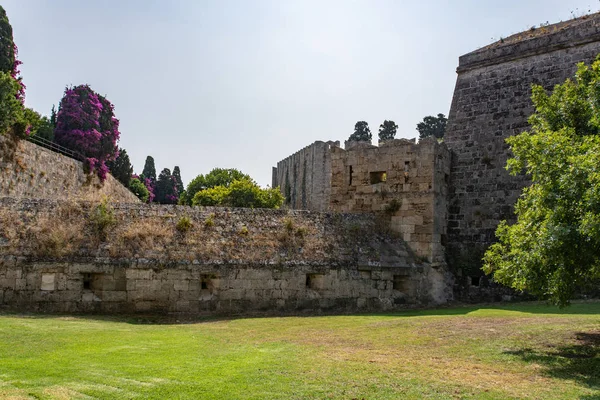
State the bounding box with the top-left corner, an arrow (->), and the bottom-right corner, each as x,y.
106,148 -> 133,187
348,121 -> 371,143
141,156 -> 156,183
128,177 -> 150,203
172,166 -> 184,197
416,113 -> 447,139
378,120 -> 398,142
0,71 -> 25,137
483,57 -> 600,306
22,108 -> 53,140
192,179 -> 284,209
192,185 -> 229,206
182,168 -> 252,205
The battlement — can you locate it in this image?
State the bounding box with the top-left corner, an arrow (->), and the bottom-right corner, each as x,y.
458,12 -> 600,72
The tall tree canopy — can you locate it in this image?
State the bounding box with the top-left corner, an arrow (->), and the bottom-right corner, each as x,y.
0,6 -> 26,137
0,6 -> 23,102
141,156 -> 157,183
0,6 -> 14,74
106,147 -> 133,187
172,166 -> 184,197
181,168 -> 252,205
378,120 -> 398,142
348,121 -> 372,143
416,113 -> 447,139
483,57 -> 600,306
54,85 -> 120,181
154,168 -> 179,204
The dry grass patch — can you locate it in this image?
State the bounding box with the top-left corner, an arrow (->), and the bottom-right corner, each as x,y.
110,219 -> 172,258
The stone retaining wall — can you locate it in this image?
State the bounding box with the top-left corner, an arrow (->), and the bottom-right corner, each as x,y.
0,134 -> 139,203
0,198 -> 453,313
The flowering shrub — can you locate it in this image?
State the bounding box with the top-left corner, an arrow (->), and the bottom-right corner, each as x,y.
54,85 -> 120,181
144,177 -> 155,202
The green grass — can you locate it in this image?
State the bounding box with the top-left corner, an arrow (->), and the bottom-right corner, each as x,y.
0,302 -> 598,399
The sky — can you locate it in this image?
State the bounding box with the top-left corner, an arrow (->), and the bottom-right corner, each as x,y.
3,0 -> 598,187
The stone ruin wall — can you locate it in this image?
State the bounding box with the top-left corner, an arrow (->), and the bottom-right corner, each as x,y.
329,138 -> 450,265
0,134 -> 139,203
444,13 -> 600,281
273,139 -> 450,267
0,198 -> 453,314
272,140 -> 339,212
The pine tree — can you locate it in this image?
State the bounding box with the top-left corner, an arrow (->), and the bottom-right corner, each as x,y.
173,166 -> 184,197
107,148 -> 133,187
348,121 -> 372,143
141,156 -> 156,183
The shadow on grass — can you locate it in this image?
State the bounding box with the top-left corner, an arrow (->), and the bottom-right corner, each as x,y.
504,331 -> 600,393
1,300 -> 598,326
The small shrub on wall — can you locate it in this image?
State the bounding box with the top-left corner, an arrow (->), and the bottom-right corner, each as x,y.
89,198 -> 116,239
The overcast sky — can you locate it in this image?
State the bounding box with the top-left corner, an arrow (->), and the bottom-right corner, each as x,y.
3,1 -> 598,186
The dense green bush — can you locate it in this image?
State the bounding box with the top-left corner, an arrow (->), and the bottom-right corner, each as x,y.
192,179 -> 284,209
182,168 -> 252,205
129,178 -> 150,203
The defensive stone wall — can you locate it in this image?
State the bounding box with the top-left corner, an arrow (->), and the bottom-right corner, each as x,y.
0,198 -> 453,314
444,12 -> 600,281
0,134 -> 139,203
330,138 -> 450,264
272,140 -> 339,211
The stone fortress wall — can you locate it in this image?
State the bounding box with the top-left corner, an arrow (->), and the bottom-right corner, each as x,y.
443,12 -> 600,278
0,134 -> 139,203
273,13 -> 600,295
329,138 -> 450,265
0,198 -> 452,313
274,139 -> 450,266
3,13 -> 600,312
272,140 -> 339,212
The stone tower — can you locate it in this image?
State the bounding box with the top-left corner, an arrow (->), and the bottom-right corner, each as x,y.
444,13 -> 600,277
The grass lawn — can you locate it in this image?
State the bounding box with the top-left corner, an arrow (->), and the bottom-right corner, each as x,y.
0,302 -> 598,399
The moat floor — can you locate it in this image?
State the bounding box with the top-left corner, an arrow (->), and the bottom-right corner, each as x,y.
0,302 -> 598,399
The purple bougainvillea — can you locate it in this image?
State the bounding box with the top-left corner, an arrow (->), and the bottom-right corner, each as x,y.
144,177 -> 156,203
54,85 -> 120,181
